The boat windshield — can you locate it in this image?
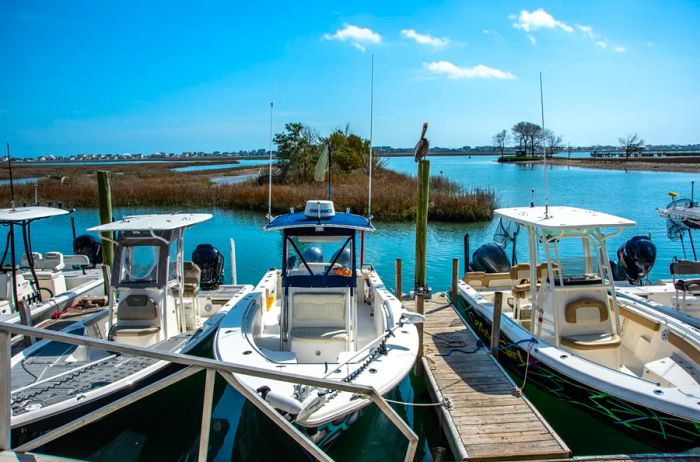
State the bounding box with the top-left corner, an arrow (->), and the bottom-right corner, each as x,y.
286,235 -> 354,277
120,245 -> 160,285
540,237 -> 602,285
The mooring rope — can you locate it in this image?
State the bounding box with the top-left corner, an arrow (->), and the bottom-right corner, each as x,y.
384,397 -> 453,410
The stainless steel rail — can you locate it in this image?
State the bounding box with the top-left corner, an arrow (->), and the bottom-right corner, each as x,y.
0,322 -> 418,462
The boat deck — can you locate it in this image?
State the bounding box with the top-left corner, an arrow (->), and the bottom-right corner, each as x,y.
409,293 -> 570,461
10,331 -> 193,419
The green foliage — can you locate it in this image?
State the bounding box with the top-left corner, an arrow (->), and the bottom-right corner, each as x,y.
326,130 -> 367,172
273,122 -> 320,181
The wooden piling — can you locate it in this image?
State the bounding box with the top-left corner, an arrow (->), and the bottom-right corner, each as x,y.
414,160 -> 430,290
395,258 -> 402,300
97,171 -> 114,266
451,258 -> 459,304
490,291 -> 503,358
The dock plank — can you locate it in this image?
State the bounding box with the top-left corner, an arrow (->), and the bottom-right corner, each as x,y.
409,293 -> 570,461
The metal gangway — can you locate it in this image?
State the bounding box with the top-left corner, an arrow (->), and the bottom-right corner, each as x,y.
0,322 -> 418,462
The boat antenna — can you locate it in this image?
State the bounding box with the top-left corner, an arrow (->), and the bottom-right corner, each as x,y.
267,86 -> 275,222
539,72 -> 548,218
6,142 -> 15,210
367,54 -> 374,222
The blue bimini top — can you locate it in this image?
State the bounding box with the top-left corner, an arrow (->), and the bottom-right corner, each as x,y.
264,212 -> 375,232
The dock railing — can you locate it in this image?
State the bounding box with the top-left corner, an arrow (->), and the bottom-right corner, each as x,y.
0,322 -> 418,462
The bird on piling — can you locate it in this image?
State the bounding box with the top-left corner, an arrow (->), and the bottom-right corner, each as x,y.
414,122 -> 429,162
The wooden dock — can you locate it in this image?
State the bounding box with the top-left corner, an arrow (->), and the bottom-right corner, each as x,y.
407,293 -> 570,461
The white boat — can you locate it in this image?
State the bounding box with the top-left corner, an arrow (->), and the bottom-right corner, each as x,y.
458,206 -> 700,450
214,200 -> 421,447
0,206 -> 104,328
617,195 -> 700,322
10,213 -> 252,442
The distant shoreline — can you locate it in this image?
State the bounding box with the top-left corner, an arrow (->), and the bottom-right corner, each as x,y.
521,156 -> 700,173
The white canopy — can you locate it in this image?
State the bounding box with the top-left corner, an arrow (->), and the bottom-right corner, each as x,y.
495,206 -> 636,230
88,213 -> 212,232
0,206 -> 69,222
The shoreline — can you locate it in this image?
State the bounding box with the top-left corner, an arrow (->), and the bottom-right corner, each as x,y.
509,156 -> 700,173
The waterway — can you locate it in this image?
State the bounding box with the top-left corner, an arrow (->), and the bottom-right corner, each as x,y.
15,155 -> 699,460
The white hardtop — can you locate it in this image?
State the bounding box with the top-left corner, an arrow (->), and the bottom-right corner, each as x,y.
495,206 -> 636,230
88,213 -> 212,232
0,206 -> 69,222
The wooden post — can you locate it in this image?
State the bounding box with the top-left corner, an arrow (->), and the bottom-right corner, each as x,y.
395,258 -> 402,300
414,158 -> 430,375
0,331 -> 10,451
97,171 -> 114,266
414,160 -> 430,291
490,291 -> 503,358
451,258 -> 459,304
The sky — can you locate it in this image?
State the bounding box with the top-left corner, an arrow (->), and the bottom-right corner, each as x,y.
1,0 -> 699,156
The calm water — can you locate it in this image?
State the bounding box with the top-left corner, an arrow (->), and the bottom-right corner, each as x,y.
19,156 -> 699,460
173,160 -> 271,172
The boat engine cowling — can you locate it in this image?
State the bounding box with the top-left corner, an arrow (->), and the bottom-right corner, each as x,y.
471,242 -> 511,273
192,244 -> 224,290
72,234 -> 102,266
615,235 -> 656,283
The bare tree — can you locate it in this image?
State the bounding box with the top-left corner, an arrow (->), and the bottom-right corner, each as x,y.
512,122 -> 542,155
492,129 -> 510,159
618,133 -> 645,160
540,129 -> 564,157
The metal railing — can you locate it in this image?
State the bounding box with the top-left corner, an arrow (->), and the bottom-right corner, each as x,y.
0,322 -> 418,462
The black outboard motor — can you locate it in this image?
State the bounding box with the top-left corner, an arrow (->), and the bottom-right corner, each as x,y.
471,242 -> 511,273
73,234 -> 102,266
615,235 -> 656,283
192,244 -> 225,290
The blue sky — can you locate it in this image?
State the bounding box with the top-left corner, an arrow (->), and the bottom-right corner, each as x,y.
1,0 -> 699,156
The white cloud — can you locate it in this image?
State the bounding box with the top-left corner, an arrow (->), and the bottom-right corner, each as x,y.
401,29 -> 449,48
323,24 -> 381,52
423,61 -> 516,80
595,40 -> 607,49
576,24 -> 594,38
613,46 -> 626,53
482,29 -> 494,35
512,9 -> 573,33
527,34 -> 537,45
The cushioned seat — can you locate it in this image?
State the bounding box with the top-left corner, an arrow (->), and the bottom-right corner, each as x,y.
290,327 -> 348,341
111,325 -> 161,336
561,333 -> 621,350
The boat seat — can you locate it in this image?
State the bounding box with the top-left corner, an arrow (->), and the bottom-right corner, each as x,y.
35,252 -> 65,272
20,252 -> 42,268
110,325 -> 161,336
671,260 -> 700,311
565,298 -> 608,323
290,327 -> 348,341
561,333 -> 621,350
291,292 -> 346,328
463,271 -> 512,289
117,295 -> 158,321
183,261 -> 201,295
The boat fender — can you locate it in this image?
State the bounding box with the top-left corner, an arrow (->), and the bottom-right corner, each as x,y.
257,386 -> 302,415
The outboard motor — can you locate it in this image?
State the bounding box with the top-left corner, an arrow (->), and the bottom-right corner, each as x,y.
192,244 -> 225,290
615,235 -> 656,283
73,234 -> 102,266
471,242 -> 511,273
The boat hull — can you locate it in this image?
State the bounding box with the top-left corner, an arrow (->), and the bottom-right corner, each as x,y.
456,296 -> 700,451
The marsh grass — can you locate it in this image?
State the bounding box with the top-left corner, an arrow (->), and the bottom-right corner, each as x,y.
0,160 -> 496,222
